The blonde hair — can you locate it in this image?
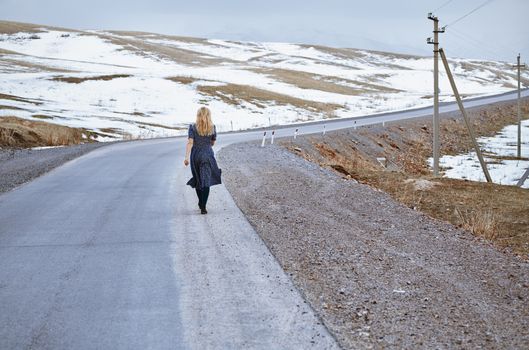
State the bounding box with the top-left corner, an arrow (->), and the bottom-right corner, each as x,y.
195,106 -> 214,136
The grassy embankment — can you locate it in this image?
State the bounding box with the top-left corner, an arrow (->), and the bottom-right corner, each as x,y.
0,116 -> 96,148
283,99 -> 529,256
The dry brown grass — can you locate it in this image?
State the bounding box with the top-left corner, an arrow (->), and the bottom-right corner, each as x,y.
98,127 -> 126,135
0,21 -> 44,34
0,48 -> 20,55
0,56 -> 73,73
303,45 -> 415,70
390,177 -> 523,253
109,31 -> 208,44
197,83 -> 343,114
0,93 -> 42,105
285,98 -> 529,257
299,44 -> 423,62
0,116 -> 95,147
455,207 -> 498,240
299,45 -> 366,61
355,101 -> 529,176
96,32 -> 224,66
166,76 -> 200,85
313,142 -> 380,175
50,74 -> 131,84
303,145 -> 528,256
31,114 -> 54,120
250,67 -> 400,96
135,121 -> 187,130
0,20 -> 78,35
0,105 -> 24,111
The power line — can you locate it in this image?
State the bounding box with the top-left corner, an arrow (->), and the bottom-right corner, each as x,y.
446,35 -> 502,60
439,0 -> 525,61
445,30 -> 503,59
433,0 -> 455,12
446,0 -> 496,27
452,26 -> 513,55
445,27 -> 509,59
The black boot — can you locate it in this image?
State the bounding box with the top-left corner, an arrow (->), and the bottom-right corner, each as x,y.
198,187 -> 210,214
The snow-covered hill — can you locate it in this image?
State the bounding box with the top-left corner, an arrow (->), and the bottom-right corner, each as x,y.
0,21 -> 526,140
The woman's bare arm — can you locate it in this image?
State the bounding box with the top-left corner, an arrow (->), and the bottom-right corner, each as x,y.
211,125 -> 217,146
184,138 -> 193,166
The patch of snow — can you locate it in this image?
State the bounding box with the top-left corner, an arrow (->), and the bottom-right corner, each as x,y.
430,120 -> 529,188
404,179 -> 438,191
30,145 -> 66,150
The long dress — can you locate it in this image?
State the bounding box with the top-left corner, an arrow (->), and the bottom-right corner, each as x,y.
186,124 -> 222,189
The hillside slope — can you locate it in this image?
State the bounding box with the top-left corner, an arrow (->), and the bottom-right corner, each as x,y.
0,20 -> 527,140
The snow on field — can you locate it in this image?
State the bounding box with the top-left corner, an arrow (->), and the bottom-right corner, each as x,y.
147,38 -> 270,62
0,25 -> 527,140
431,120 -> 529,188
0,31 -> 170,70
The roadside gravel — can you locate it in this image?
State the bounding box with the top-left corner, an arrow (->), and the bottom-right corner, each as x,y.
0,143 -> 107,193
218,141 -> 529,349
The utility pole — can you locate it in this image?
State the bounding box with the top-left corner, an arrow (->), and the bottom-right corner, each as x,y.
427,13 -> 445,176
513,54 -> 526,158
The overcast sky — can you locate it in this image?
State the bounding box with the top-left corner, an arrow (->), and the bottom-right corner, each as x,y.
1,0 -> 528,62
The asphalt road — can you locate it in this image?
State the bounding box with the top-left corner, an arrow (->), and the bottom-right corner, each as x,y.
0,89 -> 527,349
226,89 -> 529,142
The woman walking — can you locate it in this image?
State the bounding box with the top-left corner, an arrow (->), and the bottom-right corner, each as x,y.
184,107 -> 222,214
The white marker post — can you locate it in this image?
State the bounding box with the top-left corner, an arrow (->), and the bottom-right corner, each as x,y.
231,120 -> 234,132
353,121 -> 357,130
323,125 -> 326,136
268,117 -> 271,127
261,131 -> 266,147
271,130 -> 275,145
294,128 -> 298,140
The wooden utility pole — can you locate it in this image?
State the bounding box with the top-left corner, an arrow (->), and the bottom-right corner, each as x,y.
427,13 -> 444,176
513,54 -> 526,158
439,48 -> 492,183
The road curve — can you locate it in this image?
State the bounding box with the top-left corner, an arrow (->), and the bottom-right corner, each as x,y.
224,88 -> 529,142
0,89 -> 526,349
0,139 -> 339,349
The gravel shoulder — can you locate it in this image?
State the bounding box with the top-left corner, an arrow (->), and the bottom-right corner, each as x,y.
0,143 -> 108,193
218,141 -> 529,349
279,97 -> 529,256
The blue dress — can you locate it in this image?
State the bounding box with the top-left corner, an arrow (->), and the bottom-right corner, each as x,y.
186,124 -> 222,189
